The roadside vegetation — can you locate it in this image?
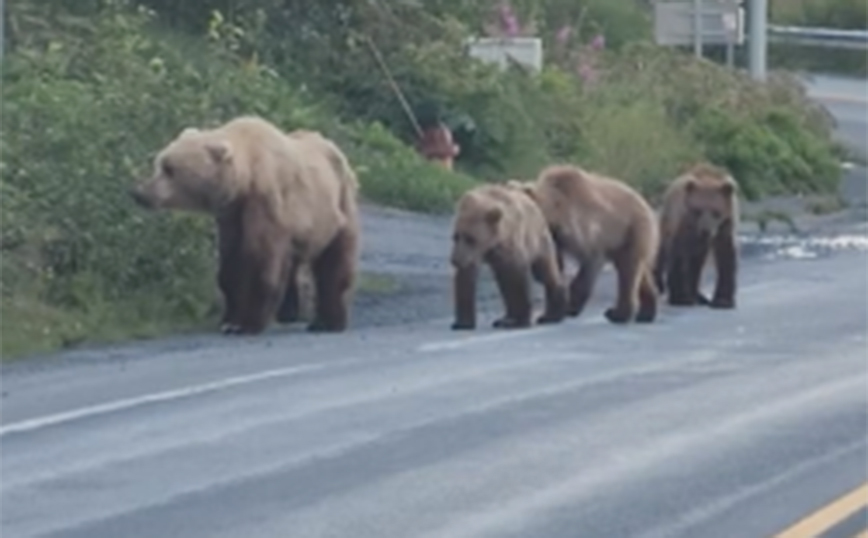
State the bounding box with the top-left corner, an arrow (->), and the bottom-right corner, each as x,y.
0,0 -> 847,357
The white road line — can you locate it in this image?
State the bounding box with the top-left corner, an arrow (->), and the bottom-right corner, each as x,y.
0,362 -> 340,437
415,320 -> 615,353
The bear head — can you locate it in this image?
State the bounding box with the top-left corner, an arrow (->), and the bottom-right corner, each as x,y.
683,165 -> 737,234
129,126 -> 238,213
450,195 -> 505,268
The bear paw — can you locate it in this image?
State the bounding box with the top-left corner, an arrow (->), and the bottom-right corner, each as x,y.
306,319 -> 346,333
710,296 -> 735,309
634,310 -> 656,324
604,308 -> 631,324
451,321 -> 476,331
492,317 -> 531,329
566,306 -> 583,318
220,322 -> 242,335
536,313 -> 564,325
275,309 -> 300,324
667,295 -> 696,307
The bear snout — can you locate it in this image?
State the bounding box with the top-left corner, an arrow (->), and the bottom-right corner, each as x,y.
128,185 -> 154,209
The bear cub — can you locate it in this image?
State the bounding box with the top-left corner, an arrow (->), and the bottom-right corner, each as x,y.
450,183 -> 567,330
514,165 -> 660,324
654,162 -> 740,309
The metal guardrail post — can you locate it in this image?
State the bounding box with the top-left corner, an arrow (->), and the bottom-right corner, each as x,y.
748,0 -> 768,81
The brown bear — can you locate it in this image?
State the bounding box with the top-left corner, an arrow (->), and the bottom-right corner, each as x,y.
450,183 -> 567,330
515,165 -> 660,324
654,162 -> 739,309
273,128 -> 361,327
129,116 -> 360,335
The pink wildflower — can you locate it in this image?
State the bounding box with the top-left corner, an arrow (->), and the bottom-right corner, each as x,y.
498,3 -> 520,36
556,25 -> 572,46
590,34 -> 605,50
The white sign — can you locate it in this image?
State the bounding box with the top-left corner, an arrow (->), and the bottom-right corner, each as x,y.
466,37 -> 543,73
654,0 -> 745,46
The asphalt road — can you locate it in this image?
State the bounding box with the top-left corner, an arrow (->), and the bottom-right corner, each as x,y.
2,75 -> 867,538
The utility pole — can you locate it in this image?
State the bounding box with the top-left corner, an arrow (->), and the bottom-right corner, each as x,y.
748,0 -> 767,80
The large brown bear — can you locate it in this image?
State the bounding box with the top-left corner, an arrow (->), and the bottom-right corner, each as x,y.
450,183 -> 567,330
654,162 -> 739,309
515,165 -> 659,324
129,116 -> 360,335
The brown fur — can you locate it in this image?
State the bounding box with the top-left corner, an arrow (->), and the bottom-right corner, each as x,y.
450,183 -> 567,330
654,162 -> 739,309
518,165 -> 660,324
129,117 -> 360,335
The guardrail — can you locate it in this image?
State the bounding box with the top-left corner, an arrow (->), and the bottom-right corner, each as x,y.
768,24 -> 868,50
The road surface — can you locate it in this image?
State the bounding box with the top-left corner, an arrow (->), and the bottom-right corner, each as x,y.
1,76 -> 867,538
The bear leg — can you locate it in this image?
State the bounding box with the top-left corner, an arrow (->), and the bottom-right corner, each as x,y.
686,242 -> 709,306
216,211 -> 243,334
531,254 -> 567,325
635,268 -> 658,323
653,241 -> 669,296
568,257 -> 604,317
308,228 -> 357,333
490,257 -> 532,329
452,264 -> 478,330
667,232 -> 709,307
666,250 -> 693,306
605,249 -> 643,324
234,248 -> 288,335
275,261 -> 301,324
710,226 -> 737,309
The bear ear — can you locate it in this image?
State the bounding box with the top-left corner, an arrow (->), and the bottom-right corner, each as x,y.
205,140 -> 232,164
179,127 -> 200,138
684,179 -> 697,193
485,207 -> 503,226
720,182 -> 736,197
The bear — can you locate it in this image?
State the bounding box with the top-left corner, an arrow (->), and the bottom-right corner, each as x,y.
653,162 -> 739,309
450,183 -> 567,330
129,116 -> 360,335
514,165 -> 660,324
272,128 -> 361,327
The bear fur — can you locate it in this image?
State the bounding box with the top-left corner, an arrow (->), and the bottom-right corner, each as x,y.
129,116 -> 360,335
654,162 -> 739,309
450,183 -> 567,330
515,165 -> 660,324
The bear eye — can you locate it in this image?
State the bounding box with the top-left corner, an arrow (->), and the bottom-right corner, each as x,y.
710,209 -> 721,219
462,233 -> 476,246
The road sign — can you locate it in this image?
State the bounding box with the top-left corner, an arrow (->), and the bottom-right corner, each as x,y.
466,37 -> 543,73
654,0 -> 745,47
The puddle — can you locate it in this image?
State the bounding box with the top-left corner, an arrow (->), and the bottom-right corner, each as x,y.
740,233 -> 868,260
